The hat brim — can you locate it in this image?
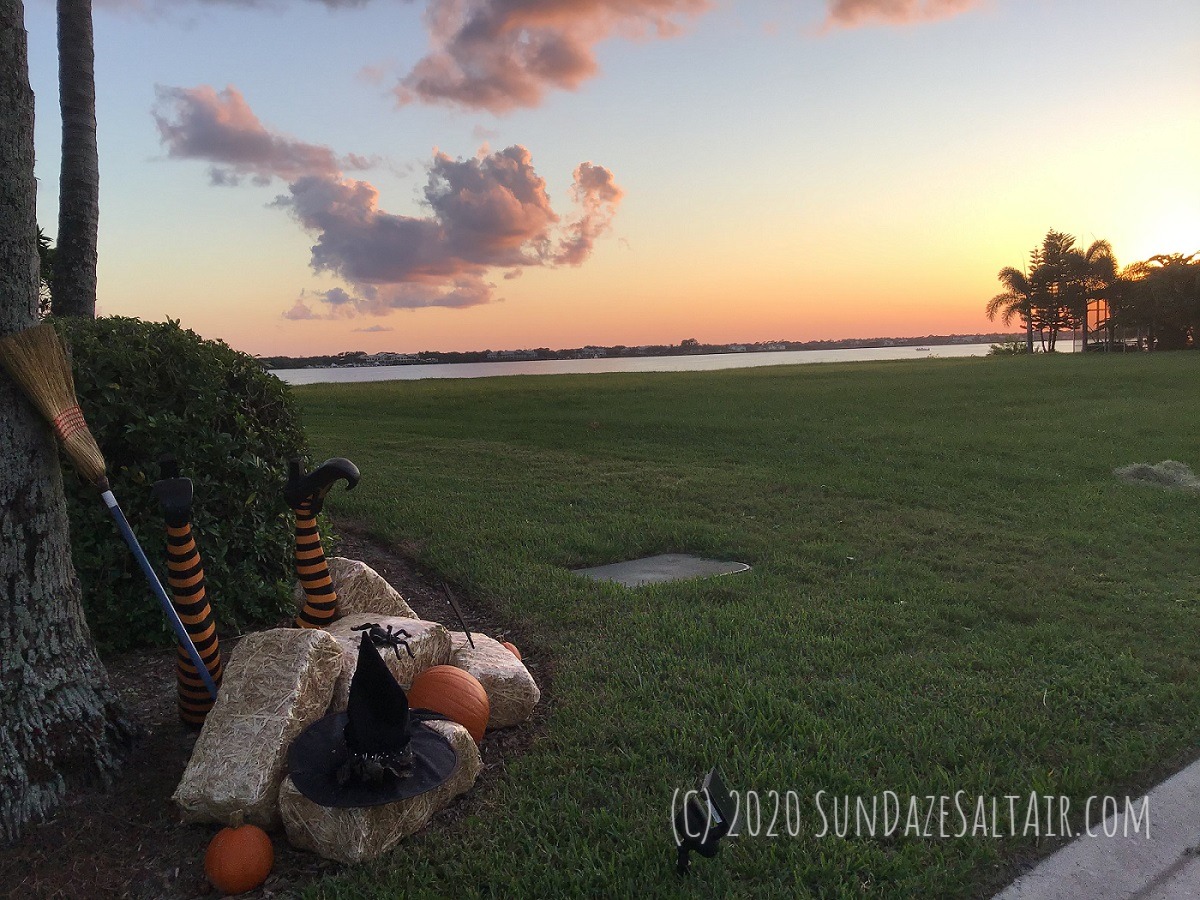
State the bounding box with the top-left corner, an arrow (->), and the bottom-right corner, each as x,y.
288,712 -> 458,808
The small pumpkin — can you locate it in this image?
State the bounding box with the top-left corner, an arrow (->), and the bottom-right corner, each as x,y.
407,664 -> 490,743
501,641 -> 522,661
204,812 -> 274,896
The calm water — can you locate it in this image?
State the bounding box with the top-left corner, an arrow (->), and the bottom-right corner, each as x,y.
272,342 -> 1059,385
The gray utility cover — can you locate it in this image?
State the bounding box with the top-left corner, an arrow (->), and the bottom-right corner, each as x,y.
572,554 -> 750,588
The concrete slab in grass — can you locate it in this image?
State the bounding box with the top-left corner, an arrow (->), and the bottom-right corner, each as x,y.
572,554 -> 750,588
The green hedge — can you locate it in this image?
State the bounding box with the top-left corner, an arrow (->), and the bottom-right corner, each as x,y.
53,316 -> 311,653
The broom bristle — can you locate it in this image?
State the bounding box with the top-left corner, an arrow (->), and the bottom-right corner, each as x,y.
0,323 -> 108,483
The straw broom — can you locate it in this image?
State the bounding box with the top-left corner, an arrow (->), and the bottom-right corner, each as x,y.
0,323 -> 107,483
0,323 -> 218,701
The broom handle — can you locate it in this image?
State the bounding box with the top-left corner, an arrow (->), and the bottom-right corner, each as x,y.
100,490 -> 219,701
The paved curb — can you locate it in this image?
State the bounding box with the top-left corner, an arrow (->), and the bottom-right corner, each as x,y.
994,758 -> 1200,899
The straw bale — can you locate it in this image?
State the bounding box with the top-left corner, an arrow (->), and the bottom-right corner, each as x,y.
278,720 -> 482,864
326,615 -> 452,711
173,628 -> 343,828
292,556 -> 417,620
449,632 -> 541,729
1114,460 -> 1200,494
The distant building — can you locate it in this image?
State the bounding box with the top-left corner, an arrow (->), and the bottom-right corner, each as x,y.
371,352 -> 420,365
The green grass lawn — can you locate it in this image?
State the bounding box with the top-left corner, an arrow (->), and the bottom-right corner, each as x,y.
295,352 -> 1200,899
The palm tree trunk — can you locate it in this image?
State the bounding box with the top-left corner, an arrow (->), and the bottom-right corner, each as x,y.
1,0 -> 130,842
49,0 -> 97,318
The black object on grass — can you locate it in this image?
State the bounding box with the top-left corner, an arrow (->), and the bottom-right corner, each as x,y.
674,768 -> 738,875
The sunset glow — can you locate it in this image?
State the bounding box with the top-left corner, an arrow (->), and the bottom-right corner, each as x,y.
22,0 -> 1200,357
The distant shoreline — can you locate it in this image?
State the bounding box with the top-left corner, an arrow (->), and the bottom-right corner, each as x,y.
260,332 -> 1025,371
271,341 -> 1042,385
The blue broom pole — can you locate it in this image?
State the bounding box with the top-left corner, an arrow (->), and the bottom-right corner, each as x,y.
99,487 -> 219,701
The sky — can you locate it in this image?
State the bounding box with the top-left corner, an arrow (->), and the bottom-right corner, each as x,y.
22,0 -> 1200,357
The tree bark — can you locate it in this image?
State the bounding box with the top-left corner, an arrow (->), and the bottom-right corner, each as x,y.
49,0 -> 97,318
1,0 -> 129,845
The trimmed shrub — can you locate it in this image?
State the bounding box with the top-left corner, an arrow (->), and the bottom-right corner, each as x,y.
988,340 -> 1032,356
53,316 -> 311,653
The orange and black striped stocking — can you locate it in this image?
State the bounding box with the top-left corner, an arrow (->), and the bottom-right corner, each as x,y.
293,504 -> 338,628
166,522 -> 223,726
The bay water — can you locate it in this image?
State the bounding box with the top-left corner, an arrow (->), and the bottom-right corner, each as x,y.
272,342 -> 1065,386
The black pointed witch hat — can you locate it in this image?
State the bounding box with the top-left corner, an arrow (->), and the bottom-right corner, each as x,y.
287,633 -> 458,807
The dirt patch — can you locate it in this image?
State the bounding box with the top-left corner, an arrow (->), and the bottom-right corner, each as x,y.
0,522 -> 547,899
1114,460 -> 1200,494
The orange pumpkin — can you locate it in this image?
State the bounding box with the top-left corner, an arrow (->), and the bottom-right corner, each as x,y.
407,665 -> 490,743
501,641 -> 522,661
204,815 -> 274,895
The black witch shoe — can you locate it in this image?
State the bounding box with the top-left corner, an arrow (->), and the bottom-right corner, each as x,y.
284,457 -> 360,516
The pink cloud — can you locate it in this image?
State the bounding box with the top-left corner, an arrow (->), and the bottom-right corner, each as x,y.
823,0 -> 982,29
275,146 -> 623,315
97,0 -> 370,10
153,85 -> 372,183
356,61 -> 393,85
283,297 -> 319,320
556,161 -> 624,265
156,85 -> 623,317
396,0 -> 712,112
427,146 -> 560,263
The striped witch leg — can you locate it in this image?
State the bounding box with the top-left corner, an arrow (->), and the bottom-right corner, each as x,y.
284,458 -> 359,628
294,508 -> 338,628
166,522 -> 223,725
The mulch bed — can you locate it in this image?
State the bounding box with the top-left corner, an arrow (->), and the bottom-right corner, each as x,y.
0,523 -> 547,899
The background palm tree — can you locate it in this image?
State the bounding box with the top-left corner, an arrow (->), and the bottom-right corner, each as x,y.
36,225 -> 54,317
49,0 -> 98,318
1073,239 -> 1117,352
1029,230 -> 1082,351
987,232 -> 1121,353
987,262 -> 1037,352
1115,253 -> 1200,349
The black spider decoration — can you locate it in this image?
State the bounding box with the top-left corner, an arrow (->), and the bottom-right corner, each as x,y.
335,748 -> 415,786
351,622 -> 416,661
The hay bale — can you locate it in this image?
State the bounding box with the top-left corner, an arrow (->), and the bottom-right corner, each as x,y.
173,628 -> 343,828
326,615 -> 452,711
292,557 -> 416,620
449,632 -> 541,729
1114,460 -> 1200,494
278,720 -> 482,864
